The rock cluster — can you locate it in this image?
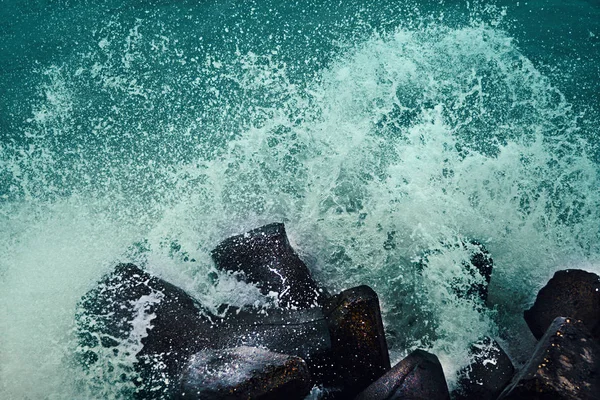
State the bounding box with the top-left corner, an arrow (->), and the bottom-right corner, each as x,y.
499,269 -> 600,400
76,223 -> 600,399
498,317 -> 600,400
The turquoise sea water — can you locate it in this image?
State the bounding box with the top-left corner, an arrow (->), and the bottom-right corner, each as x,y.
1,0 -> 599,398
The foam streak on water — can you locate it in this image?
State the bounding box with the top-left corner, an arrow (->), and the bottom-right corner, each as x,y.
1,2 -> 599,398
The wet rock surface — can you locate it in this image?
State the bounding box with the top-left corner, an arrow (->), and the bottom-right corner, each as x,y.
77,264 -> 334,397
76,263 -> 217,398
211,223 -> 326,309
323,285 -> 391,397
524,269 -> 600,340
84,226 -> 600,400
221,307 -> 332,380
177,346 -> 312,400
498,317 -> 600,400
418,239 -> 494,304
354,349 -> 450,400
452,337 -> 514,400
465,240 -> 494,304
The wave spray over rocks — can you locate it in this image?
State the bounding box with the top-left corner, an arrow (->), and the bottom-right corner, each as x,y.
1,0 -> 599,398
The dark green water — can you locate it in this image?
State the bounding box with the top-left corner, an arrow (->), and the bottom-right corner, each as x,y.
1,0 -> 599,398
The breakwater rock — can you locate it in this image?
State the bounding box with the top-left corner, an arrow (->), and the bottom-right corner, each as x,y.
211,222 -> 326,309
499,317 -> 600,400
524,269 -> 600,341
76,223 -> 600,399
177,347 -> 312,400
452,337 -> 514,400
355,349 -> 450,400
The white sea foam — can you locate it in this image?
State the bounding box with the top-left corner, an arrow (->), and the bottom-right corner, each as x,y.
1,4 -> 599,398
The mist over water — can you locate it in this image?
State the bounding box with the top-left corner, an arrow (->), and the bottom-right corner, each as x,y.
1,0 -> 599,398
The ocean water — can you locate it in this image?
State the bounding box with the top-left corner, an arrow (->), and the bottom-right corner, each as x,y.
1,0 -> 599,398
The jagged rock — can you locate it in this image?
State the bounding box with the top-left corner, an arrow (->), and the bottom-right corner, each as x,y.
452,337 -> 514,400
323,285 -> 391,397
177,347 -> 312,400
524,269 -> 600,340
211,223 -> 326,309
354,349 -> 450,400
498,317 -> 600,400
76,263 -> 217,398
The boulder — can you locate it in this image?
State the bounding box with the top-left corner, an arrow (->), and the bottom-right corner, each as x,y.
78,264 -> 335,396
498,317 -> 600,400
211,223 -> 326,309
323,285 -> 391,397
524,269 -> 600,340
354,349 -> 450,400
452,337 -> 514,400
177,346 -> 313,400
464,240 -> 494,303
221,306 -> 333,381
417,240 -> 493,304
76,263 -> 217,398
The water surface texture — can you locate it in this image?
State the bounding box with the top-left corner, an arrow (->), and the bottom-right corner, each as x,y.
1,0 -> 599,398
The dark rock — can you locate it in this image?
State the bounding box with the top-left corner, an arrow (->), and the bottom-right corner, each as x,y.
452,337 -> 514,400
211,223 -> 326,309
354,349 -> 450,400
77,262 -> 396,398
465,240 -> 493,303
177,346 -> 313,400
498,317 -> 600,400
524,269 -> 600,340
449,240 -> 494,304
221,306 -> 333,381
417,240 -> 493,304
323,285 -> 391,396
76,263 -> 217,398
78,264 -> 333,396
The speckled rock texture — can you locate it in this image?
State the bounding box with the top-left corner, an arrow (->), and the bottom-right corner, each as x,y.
177,347 -> 312,400
524,269 -> 600,340
498,317 -> 600,400
323,285 -> 391,397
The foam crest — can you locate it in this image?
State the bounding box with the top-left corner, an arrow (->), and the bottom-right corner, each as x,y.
0,198 -> 144,398
138,22 -> 600,382
1,6 -> 599,398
